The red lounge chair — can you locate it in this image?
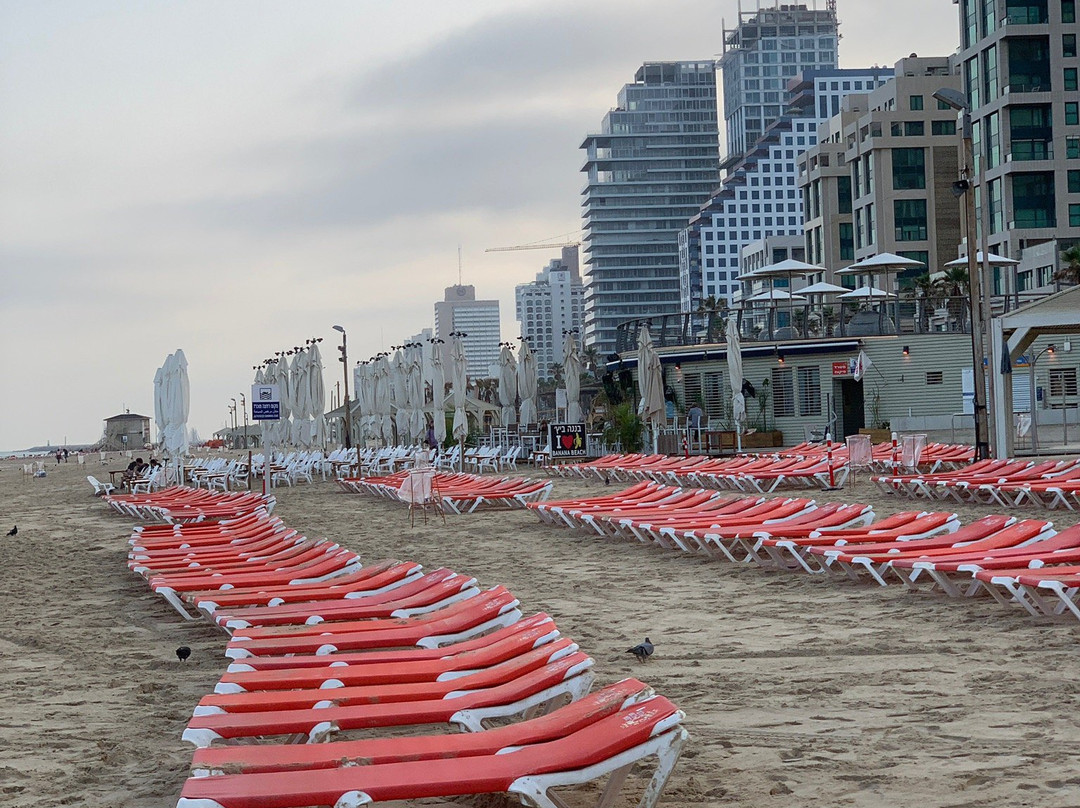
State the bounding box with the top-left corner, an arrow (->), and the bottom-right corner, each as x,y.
182,651 -> 595,745
177,691 -> 685,808
191,678 -> 653,775
225,587 -> 521,659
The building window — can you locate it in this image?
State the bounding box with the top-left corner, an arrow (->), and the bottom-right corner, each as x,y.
1065,1 -> 1077,24
1070,203 -> 1080,226
1013,172 -> 1057,227
937,98 -> 953,110
1010,104 -> 1051,160
894,198 -> 928,241
909,95 -> 924,111
1069,170 -> 1080,193
932,120 -> 957,135
797,367 -> 821,416
837,175 -> 852,214
892,148 -> 926,190
904,121 -> 924,136
838,222 -> 855,260
1067,68 -> 1079,91
926,371 -> 944,385
1068,102 -> 1080,126
1050,368 -> 1079,399
1008,36 -> 1052,93
1066,34 -> 1078,57
772,368 -> 795,418
1069,137 -> 1080,158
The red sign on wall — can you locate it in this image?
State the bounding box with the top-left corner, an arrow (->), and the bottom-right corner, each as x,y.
832,360 -> 853,377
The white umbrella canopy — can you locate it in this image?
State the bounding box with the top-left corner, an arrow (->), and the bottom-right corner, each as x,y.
429,339 -> 447,445
517,339 -> 538,427
562,333 -> 583,423
845,252 -> 926,272
290,348 -> 310,447
747,258 -> 825,278
391,349 -> 410,444
407,343 -> 426,442
726,316 -> 745,451
374,354 -> 395,446
308,342 -> 326,448
745,289 -> 808,303
497,344 -> 518,427
799,281 -> 851,295
636,324 -> 665,442
839,286 -> 897,300
162,349 -> 190,463
450,334 -> 470,442
944,252 -> 1020,267
274,355 -> 293,447
153,362 -> 167,450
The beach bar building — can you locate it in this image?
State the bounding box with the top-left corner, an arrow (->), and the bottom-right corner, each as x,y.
102,412 -> 151,451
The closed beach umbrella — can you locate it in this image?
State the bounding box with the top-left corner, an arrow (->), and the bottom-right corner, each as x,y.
353,363 -> 369,444
429,339 -> 447,445
517,339 -> 538,427
450,334 -> 469,444
497,343 -> 518,427
407,343 -> 425,442
636,324 -> 665,452
291,348 -> 310,447
254,364 -> 269,451
375,354 -> 395,446
153,362 -> 166,451
726,315 -> 745,452
161,349 -> 190,472
392,349 -> 409,444
562,333 -> 583,423
308,342 -> 326,448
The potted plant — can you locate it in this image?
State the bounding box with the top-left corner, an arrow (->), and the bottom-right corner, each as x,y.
743,378 -> 783,447
859,387 -> 892,442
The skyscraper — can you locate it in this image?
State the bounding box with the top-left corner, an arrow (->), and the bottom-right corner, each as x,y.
680,68 -> 893,309
580,61 -> 720,356
515,247 -> 584,378
719,2 -> 840,167
954,0 -> 1080,295
433,285 -> 500,379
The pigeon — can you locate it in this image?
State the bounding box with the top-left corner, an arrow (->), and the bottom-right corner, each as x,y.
627,637 -> 654,663
176,646 -> 191,662
6,526 -> 16,537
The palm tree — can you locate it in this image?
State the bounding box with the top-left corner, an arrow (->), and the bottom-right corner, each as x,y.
1056,245 -> 1080,286
935,266 -> 969,330
695,294 -> 725,342
582,345 -> 602,380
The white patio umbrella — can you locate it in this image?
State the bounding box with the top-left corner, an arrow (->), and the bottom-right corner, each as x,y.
390,349 -> 409,445
798,281 -> 851,295
636,323 -> 665,454
160,349 -> 190,477
497,344 -> 518,428
517,339 -> 538,427
374,354 -> 395,446
274,354 -> 293,448
725,316 -> 745,453
839,252 -> 925,299
562,333 -> 583,424
406,343 -> 426,442
153,362 -> 166,451
308,342 -> 326,448
290,347 -> 310,447
745,289 -> 808,303
944,252 -> 1020,267
429,339 -> 447,445
449,334 -> 469,470
838,286 -> 897,301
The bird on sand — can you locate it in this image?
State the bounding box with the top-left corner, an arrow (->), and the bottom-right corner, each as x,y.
176,646 -> 191,662
6,526 -> 16,537
627,637 -> 654,663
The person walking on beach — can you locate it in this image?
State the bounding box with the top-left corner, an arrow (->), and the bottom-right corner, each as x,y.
55,449 -> 62,465
63,448 -> 69,462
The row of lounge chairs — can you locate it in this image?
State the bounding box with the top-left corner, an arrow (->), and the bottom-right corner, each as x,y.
104,487 -> 276,523
110,488 -> 688,808
530,482 -> 1080,622
338,470 -> 553,513
555,442 -> 973,490
873,458 -> 1080,510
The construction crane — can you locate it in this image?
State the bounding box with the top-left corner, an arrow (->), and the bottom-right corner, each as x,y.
485,236 -> 581,253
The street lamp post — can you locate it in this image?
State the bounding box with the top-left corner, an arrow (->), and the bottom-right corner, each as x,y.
229,398 -> 237,448
1029,344 -> 1055,455
240,393 -> 248,449
333,325 -> 353,449
934,87 -> 991,460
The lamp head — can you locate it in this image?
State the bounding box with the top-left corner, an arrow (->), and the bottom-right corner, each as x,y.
932,87 -> 968,112
332,325 -> 345,334
1048,344 -> 1056,354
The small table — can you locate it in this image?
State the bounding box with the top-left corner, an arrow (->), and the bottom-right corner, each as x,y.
108,469 -> 128,489
703,431 -> 738,456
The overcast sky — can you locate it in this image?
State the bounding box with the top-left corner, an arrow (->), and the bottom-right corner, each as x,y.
0,0 -> 959,450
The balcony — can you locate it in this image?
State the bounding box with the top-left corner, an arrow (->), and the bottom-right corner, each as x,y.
1008,139 -> 1053,161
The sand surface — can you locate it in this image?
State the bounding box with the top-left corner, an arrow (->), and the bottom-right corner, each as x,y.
3,453 -> 1080,807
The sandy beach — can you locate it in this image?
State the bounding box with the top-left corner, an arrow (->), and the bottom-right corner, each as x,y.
4,453 -> 1080,808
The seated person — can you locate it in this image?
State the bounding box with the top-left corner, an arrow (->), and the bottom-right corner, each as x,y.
122,457 -> 148,485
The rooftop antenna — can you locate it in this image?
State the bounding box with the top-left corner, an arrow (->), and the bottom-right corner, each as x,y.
458,244 -> 463,286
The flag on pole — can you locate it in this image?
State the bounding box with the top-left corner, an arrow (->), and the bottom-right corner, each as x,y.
853,350 -> 873,381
